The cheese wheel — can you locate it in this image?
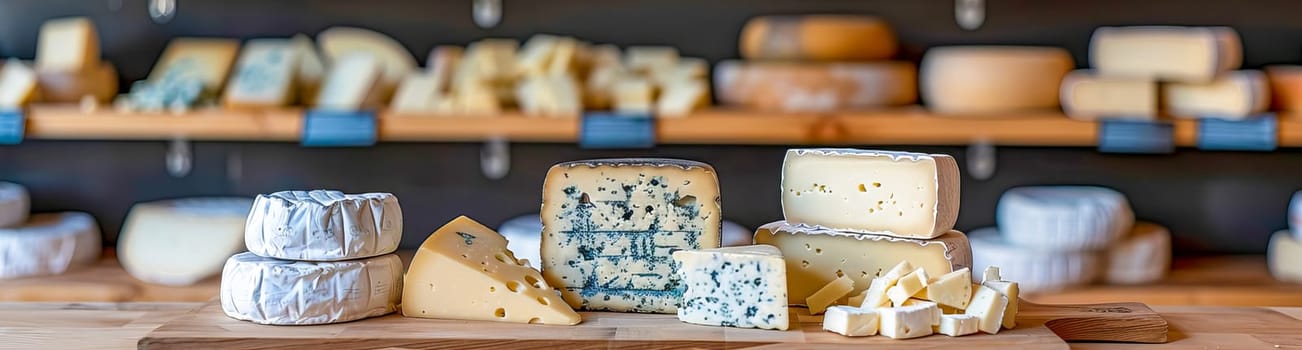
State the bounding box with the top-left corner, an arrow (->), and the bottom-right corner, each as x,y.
1059,69 -> 1159,120
1102,222 -> 1171,285
920,46 -> 1073,114
0,182 -> 29,228
1163,70 -> 1269,119
220,252 -> 402,325
1267,66 -> 1302,113
1090,26 -> 1241,84
118,197 -> 252,286
996,186 -> 1133,251
969,227 -> 1100,293
714,60 -> 916,112
740,15 -> 897,61
497,214 -> 543,270
244,190 -> 402,261
0,212 -> 101,280
36,61 -> 118,103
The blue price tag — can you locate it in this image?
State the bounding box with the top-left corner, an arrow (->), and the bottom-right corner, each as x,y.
1098,120 -> 1174,154
580,112 -> 655,149
1198,114 -> 1277,151
0,109 -> 24,145
301,109 -> 377,147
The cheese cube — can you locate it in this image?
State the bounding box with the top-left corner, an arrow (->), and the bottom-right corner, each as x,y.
964,285 -> 1009,334
613,78 -> 655,114
0,59 -> 38,109
882,261 -> 915,281
823,306 -> 879,337
673,245 -> 789,330
656,79 -> 708,117
390,73 -> 441,112
36,17 -> 99,73
806,275 -> 855,315
149,38 -> 240,94
781,149 -> 960,239
886,268 -> 929,306
315,53 -> 383,111
877,303 -> 938,339
899,298 -> 941,326
516,74 -> 581,116
223,39 -> 296,109
938,314 -> 980,336
625,46 -> 678,73
540,159 -> 722,313
922,268 -> 973,309
516,34 -> 560,76
547,38 -> 578,76
983,266 -> 1002,283
983,280 -> 1020,328
857,277 -> 892,308
402,216 -> 581,325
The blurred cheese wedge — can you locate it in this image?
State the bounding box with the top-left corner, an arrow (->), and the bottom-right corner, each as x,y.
318,27 -> 416,85
1266,66 -> 1302,113
657,79 -> 709,117
517,35 -> 561,76
612,77 -> 654,114
1269,230 -> 1302,283
714,60 -> 916,112
149,38 -> 240,94
36,17 -> 100,73
625,46 -> 678,74
516,75 -> 581,116
648,58 -> 707,88
223,39 -> 296,109
0,59 -> 38,108
1091,26 -> 1241,83
389,74 -> 441,113
36,61 -> 118,103
291,34 -> 326,105
1060,70 -> 1158,120
119,198 -> 252,286
1163,70 -> 1268,119
921,46 -> 1073,114
741,15 -> 897,61
314,53 -> 383,111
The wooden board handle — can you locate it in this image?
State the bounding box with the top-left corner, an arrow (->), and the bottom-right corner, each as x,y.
1018,300 -> 1168,343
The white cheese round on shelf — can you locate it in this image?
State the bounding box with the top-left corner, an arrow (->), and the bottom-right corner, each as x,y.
969,227 -> 1100,293
118,197 -> 253,286
997,186 -> 1133,251
245,190 -> 402,261
1269,230 -> 1302,283
0,182 -> 29,228
1102,222 -> 1171,285
497,214 -> 543,269
220,252 -> 403,325
0,212 -> 100,279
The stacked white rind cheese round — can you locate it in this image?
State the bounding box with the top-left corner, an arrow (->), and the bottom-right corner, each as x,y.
996,186 -> 1134,251
1102,222 -> 1171,284
118,197 -> 253,286
0,212 -> 101,279
220,252 -> 403,325
969,227 -> 1099,293
245,190 -> 402,261
0,182 -> 29,228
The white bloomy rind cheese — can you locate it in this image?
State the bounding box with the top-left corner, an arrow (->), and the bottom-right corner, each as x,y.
823,306 -> 879,337
402,216 -> 580,325
1268,231 -> 1302,283
223,39 -> 296,109
781,149 -> 960,239
939,314 -> 980,337
1090,26 -> 1242,84
920,46 -> 1073,114
969,227 -> 1100,293
220,252 -> 402,325
755,221 -> 972,304
997,186 -> 1133,251
497,214 -> 543,269
541,158 -> 722,313
245,190 -> 402,261
1103,222 -> 1171,285
119,197 -> 253,286
877,303 -> 938,339
0,182 -> 29,228
1163,70 -> 1269,119
0,212 -> 101,279
922,267 -> 972,309
673,245 -> 789,330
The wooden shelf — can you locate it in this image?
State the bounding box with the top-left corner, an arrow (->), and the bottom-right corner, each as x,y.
1025,255 -> 1302,307
0,250 -> 219,302
20,104 -> 1302,147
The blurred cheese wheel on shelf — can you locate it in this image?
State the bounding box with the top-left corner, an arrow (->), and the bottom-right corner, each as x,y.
920,46 -> 1073,114
969,227 -> 1100,293
996,186 -> 1133,251
118,197 -> 253,286
1163,70 -> 1268,119
1266,66 -> 1302,113
1090,26 -> 1241,84
0,182 -> 28,228
36,62 -> 118,103
740,15 -> 897,61
1102,222 -> 1171,285
0,212 -> 101,280
1060,69 -> 1158,120
714,60 -> 916,112
1268,230 -> 1302,283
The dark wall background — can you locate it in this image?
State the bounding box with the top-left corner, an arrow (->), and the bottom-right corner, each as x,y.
1,0 -> 1300,255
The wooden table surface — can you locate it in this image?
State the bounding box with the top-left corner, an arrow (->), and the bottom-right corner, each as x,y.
1,302 -> 1299,349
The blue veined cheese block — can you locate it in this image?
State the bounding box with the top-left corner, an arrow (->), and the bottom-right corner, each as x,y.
672,245 -> 789,330
223,38 -> 296,108
540,158 -> 722,313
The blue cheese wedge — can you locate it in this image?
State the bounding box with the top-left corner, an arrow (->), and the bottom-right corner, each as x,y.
672,245 -> 788,330
540,158 -> 722,313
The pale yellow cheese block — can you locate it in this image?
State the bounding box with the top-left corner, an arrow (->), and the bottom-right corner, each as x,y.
0,59 -> 39,108
1060,69 -> 1159,120
1163,70 -> 1269,119
318,26 -> 416,85
1090,26 -> 1241,84
149,38 -> 240,94
222,39 -> 297,109
714,60 -> 916,112
291,34 -> 325,105
36,17 -> 100,73
314,53 -> 383,110
740,15 -> 897,61
921,46 -> 1073,114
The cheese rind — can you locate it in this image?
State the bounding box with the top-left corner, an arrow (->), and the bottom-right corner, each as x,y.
1060,70 -> 1159,120
119,198 -> 252,286
781,149 -> 960,239
1269,230 -> 1302,283
244,190 -> 402,261
807,275 -> 855,315
823,306 -> 879,337
964,285 -> 1009,334
223,39 -> 296,109
740,15 -> 897,61
713,60 -> 917,112
899,298 -> 941,325
997,186 -> 1133,251
921,46 -> 1073,114
36,17 -> 99,73
969,227 -> 1101,293
220,252 -> 402,325
938,314 -> 980,336
402,216 -> 580,325
1163,70 -> 1269,119
755,221 -> 972,304
1103,222 -> 1171,285
0,182 -> 29,228
877,303 -> 937,339
0,212 -> 101,280
540,159 -> 722,313
1090,26 -> 1241,83
922,268 -> 972,309
673,245 -> 789,330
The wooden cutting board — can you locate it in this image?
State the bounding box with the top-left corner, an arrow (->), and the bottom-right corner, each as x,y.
137,299 -> 1165,349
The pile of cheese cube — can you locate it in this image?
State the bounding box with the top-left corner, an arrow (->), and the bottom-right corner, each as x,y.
821,261 -> 1020,339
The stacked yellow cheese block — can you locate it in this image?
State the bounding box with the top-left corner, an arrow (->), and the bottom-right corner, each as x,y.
1063,26 -> 1268,120
716,15 -> 917,112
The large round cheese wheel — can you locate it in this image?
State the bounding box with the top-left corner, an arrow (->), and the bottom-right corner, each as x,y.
118,197 -> 253,286
245,190 -> 402,261
0,182 -> 29,228
0,212 -> 101,279
714,60 -> 916,112
969,227 -> 1099,293
1102,222 -> 1171,285
740,15 -> 897,61
220,252 -> 402,325
996,186 -> 1133,251
921,46 -> 1074,114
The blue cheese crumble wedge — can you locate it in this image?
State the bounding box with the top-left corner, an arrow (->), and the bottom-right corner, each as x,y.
672,244 -> 789,330
540,158 -> 722,313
